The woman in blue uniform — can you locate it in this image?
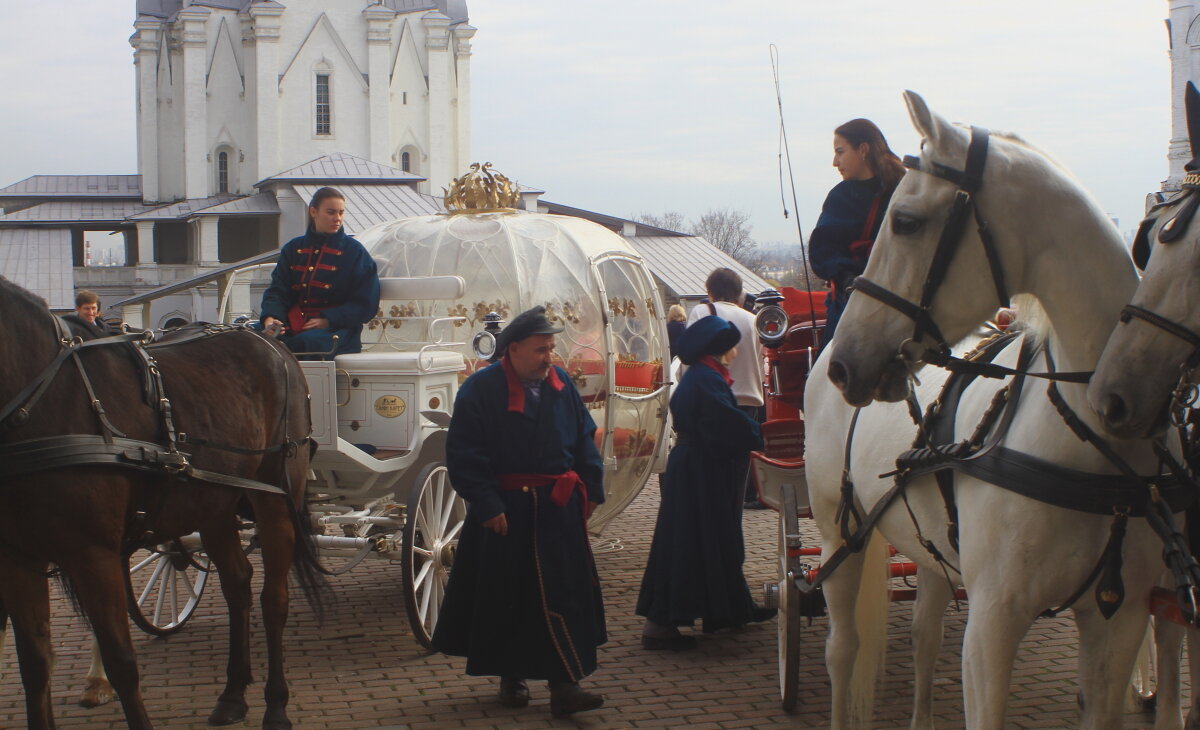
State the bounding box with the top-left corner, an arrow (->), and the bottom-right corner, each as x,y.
636,315 -> 769,650
260,187 -> 380,357
809,118 -> 905,346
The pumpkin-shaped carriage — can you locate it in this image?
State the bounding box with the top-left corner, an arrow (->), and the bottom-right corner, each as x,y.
129,165 -> 671,648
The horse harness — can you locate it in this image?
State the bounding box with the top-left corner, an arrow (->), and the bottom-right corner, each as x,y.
0,316 -> 306,499
807,331 -> 1200,622
806,126 -> 1200,620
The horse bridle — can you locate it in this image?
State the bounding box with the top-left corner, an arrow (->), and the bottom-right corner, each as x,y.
851,126 -> 1011,365
1121,174 -> 1200,396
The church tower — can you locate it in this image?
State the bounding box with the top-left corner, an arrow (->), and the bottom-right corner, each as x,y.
131,0 -> 474,202
1166,0 -> 1198,190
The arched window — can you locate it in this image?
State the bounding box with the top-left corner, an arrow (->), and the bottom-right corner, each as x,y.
401,151 -> 411,172
217,151 -> 229,193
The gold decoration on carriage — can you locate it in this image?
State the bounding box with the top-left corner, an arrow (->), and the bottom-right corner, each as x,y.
608,297 -> 638,318
542,301 -> 582,326
470,300 -> 511,325
369,303 -> 418,330
373,395 -> 407,418
443,162 -> 521,213
1184,171 -> 1200,189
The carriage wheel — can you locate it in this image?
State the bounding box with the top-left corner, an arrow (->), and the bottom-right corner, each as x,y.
401,462 -> 466,650
125,535 -> 210,636
778,483 -> 803,713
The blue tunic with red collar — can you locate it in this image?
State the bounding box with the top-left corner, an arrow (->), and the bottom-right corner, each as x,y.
433,359 -> 607,681
259,228 -> 380,356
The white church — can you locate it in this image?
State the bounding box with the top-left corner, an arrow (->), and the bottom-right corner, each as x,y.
0,0 -> 765,328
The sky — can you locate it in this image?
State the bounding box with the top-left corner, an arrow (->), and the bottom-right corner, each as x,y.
0,1 -> 1174,247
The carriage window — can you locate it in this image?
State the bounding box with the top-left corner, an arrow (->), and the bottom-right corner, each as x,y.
315,74 -> 332,136
217,151 -> 229,193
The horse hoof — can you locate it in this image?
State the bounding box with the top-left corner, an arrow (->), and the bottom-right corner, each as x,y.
208,698 -> 249,726
78,677 -> 116,708
262,713 -> 293,730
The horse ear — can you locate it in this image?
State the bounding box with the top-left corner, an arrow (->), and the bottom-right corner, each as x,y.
903,90 -> 952,151
1188,81 -> 1200,162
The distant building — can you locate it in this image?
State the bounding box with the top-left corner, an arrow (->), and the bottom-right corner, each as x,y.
1166,1 -> 1200,193
0,1 -> 762,325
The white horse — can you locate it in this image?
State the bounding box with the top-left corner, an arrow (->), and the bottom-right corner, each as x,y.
1087,85 -> 1200,730
806,90 -> 1171,729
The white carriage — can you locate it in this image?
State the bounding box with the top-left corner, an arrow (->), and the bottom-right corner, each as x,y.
126,166 -> 671,648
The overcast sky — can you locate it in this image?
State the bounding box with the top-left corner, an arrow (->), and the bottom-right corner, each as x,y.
0,1 -> 1173,245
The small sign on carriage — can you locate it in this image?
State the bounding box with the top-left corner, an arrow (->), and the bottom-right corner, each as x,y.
374,395 -> 407,418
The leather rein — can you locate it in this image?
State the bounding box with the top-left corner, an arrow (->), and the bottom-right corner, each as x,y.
0,314 -> 303,496
804,130 -> 1200,621
850,126 -> 1089,384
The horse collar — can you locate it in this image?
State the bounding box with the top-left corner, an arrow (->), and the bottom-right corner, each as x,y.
852,126 -> 1012,362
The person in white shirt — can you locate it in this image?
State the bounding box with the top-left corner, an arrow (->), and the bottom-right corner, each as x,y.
685,268 -> 766,508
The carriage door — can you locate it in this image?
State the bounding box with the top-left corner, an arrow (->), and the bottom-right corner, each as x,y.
588,254 -> 671,533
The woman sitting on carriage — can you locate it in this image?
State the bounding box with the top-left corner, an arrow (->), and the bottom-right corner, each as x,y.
259,186 -> 380,358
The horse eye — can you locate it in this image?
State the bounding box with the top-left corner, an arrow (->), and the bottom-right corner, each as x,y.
892,213 -> 924,236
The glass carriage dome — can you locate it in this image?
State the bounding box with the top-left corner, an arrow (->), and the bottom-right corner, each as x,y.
356,164 -> 669,534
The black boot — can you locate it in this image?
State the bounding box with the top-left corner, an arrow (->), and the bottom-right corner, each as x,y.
497,677 -> 529,708
548,681 -> 603,716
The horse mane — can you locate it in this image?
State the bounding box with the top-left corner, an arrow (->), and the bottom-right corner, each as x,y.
1007,293 -> 1053,348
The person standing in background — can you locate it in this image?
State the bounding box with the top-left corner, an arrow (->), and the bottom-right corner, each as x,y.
686,268 -> 765,508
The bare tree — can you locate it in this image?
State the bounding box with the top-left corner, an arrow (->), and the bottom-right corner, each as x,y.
632,207 -> 764,272
691,208 -> 762,270
632,211 -> 687,232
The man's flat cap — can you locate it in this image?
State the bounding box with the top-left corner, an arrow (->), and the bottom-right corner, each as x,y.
492,305 -> 564,360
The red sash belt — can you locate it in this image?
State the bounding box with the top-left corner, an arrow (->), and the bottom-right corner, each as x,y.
498,470 -> 585,508
286,303 -> 327,335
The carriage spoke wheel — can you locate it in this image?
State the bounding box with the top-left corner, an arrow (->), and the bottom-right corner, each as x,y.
401,463 -> 466,650
778,483 -> 803,713
125,535 -> 210,636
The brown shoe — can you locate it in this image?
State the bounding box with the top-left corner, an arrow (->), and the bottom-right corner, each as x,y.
498,677 -> 529,708
549,682 -> 604,716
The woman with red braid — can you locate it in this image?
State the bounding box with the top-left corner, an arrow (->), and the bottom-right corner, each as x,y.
260,187 -> 380,358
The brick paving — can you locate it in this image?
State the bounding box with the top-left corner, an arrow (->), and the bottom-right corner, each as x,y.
0,475 -> 1185,728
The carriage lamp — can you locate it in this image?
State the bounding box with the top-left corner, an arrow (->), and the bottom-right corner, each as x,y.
753,289 -> 789,348
471,311 -> 505,360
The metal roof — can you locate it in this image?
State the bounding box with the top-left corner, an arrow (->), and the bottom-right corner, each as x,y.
127,194 -> 240,221
138,1 -> 466,22
0,175 -> 142,199
194,192 -> 280,216
136,0 -> 247,19
0,200 -> 156,225
292,183 -> 442,235
261,152 -> 424,186
0,229 -> 74,310
623,235 -> 771,299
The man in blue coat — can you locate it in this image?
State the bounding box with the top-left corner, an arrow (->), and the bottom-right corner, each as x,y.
432,306 -> 607,717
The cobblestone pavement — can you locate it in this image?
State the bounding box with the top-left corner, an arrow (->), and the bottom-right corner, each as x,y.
0,475 -> 1185,728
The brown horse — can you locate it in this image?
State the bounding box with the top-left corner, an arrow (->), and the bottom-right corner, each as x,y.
0,276 -> 326,730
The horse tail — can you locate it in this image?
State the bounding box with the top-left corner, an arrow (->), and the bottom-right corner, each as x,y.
287,498 -> 332,623
846,529 -> 890,727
